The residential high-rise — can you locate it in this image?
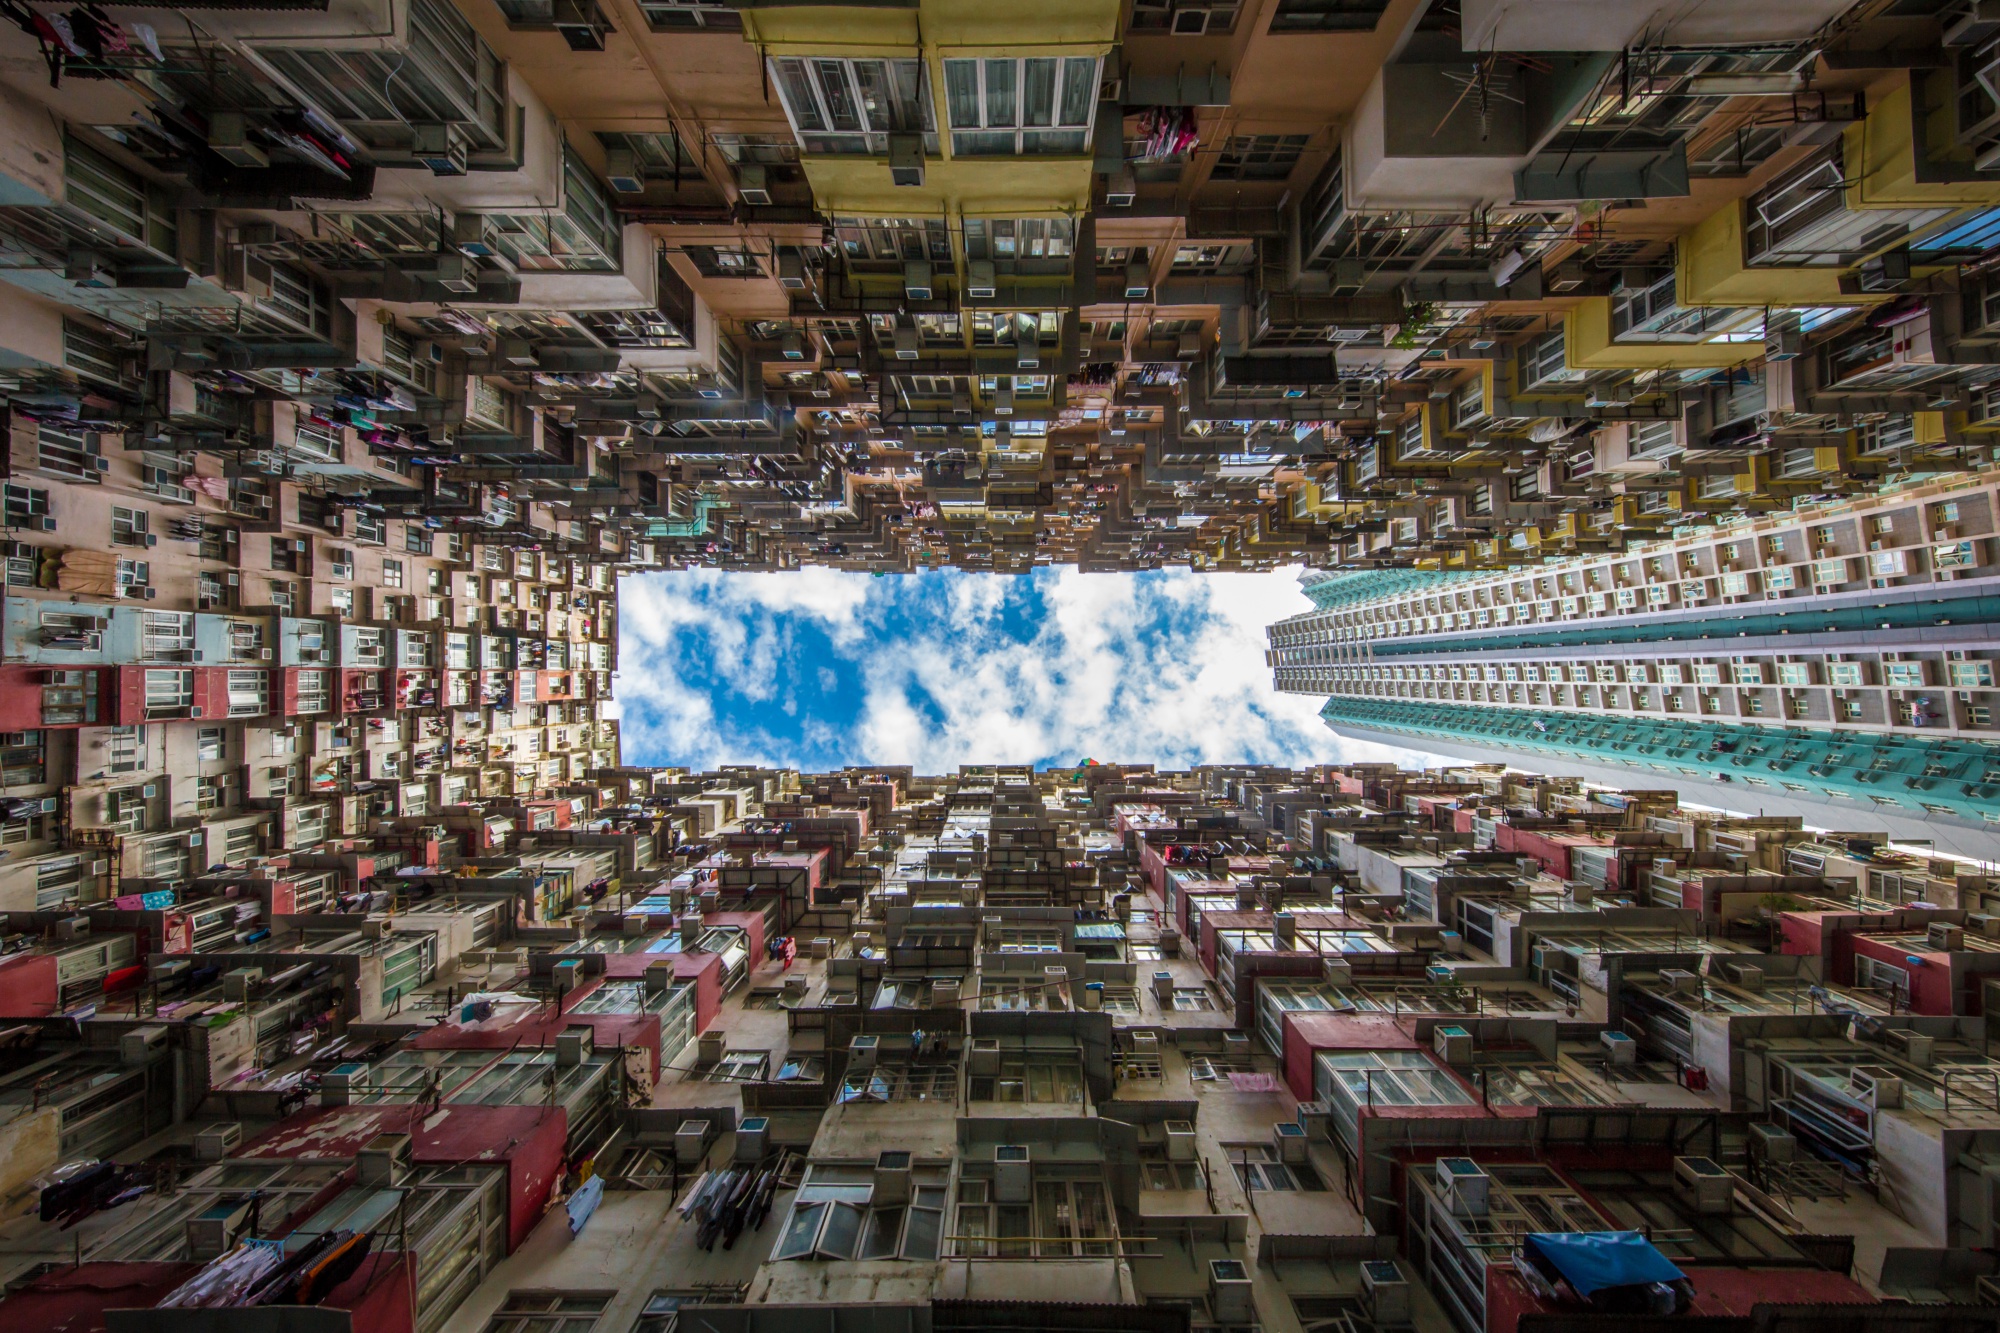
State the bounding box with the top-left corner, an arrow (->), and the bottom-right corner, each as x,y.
0,759 -> 1994,1333
1268,473 -> 2000,852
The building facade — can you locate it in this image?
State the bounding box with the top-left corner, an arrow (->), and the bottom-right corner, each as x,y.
1266,472 -> 2000,852
0,760 -> 1995,1333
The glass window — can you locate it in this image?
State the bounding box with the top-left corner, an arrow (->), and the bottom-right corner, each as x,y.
769,57 -> 934,156
943,57 -> 1098,156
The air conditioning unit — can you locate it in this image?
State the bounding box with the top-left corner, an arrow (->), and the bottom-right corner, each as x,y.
1852,1066 -> 1904,1109
121,1025 -> 168,1064
1671,1156 -> 1734,1215
186,1199 -> 252,1260
1273,1120 -> 1308,1163
1209,1259 -> 1255,1324
555,1025 -> 592,1066
889,132 -> 924,187
1124,260 -> 1151,300
1164,1119 -> 1196,1160
1601,1030 -> 1638,1066
1884,1028 -> 1935,1067
1660,968 -> 1701,994
735,1115 -> 770,1162
222,967 -> 263,1001
1436,1157 -> 1489,1216
1928,922 -> 1965,951
675,1118 -> 712,1165
930,978 -> 960,1007
1297,1101 -> 1332,1138
967,260 -> 997,299
207,112 -> 268,168
320,1061 -> 371,1106
552,0 -> 611,50
1323,958 -> 1353,987
736,164 -> 773,206
410,123 -> 469,177
1361,1259 -> 1412,1327
192,1121 -> 243,1161
776,251 -> 807,289
994,1144 -> 1032,1202
1719,961 -> 1764,992
873,1149 -> 913,1205
1433,1024 -> 1474,1065
1748,1122 -> 1796,1163
1104,166 -> 1137,208
604,146 -> 646,195
969,1036 -> 1001,1076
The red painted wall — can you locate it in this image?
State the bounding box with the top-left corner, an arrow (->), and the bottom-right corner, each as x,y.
0,952 -> 57,1017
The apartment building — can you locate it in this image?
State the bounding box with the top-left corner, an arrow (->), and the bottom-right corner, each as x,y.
0,760 -> 1996,1333
0,0 -> 1992,581
1266,471 -> 2000,849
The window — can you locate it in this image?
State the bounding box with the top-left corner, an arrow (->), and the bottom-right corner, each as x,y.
227,669 -> 269,717
111,507 -> 149,547
330,586 -> 355,617
483,1293 -> 613,1333
1688,124 -> 1788,178
354,512 -> 387,545
1268,0 -> 1390,30
196,775 -> 230,814
144,670 -> 193,719
969,1055 -> 1084,1103
141,611 -> 193,658
3,483 -> 50,533
107,785 -> 148,834
837,1060 -> 959,1103
139,838 -> 188,880
1173,986 -> 1217,1011
706,1050 -> 769,1083
1210,134 -> 1308,181
769,57 -> 934,156
772,1165 -> 947,1261
951,1174 -> 1110,1258
688,245 -> 763,278
637,0 -> 740,30
1140,1157 -> 1206,1190
36,425 -> 102,483
1231,1143 -> 1322,1191
107,725 -> 146,774
197,727 -> 226,761
1854,954 -> 1911,1007
296,670 -> 331,715
330,548 -> 355,580
383,559 -> 405,589
222,824 -> 261,866
116,559 -> 150,592
293,803 -> 329,847
405,525 -> 432,555
943,56 -> 1099,156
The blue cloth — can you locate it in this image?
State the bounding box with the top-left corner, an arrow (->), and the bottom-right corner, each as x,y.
566,1175 -> 604,1236
1522,1232 -> 1684,1297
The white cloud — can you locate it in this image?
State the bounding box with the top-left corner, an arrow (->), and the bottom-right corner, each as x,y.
616,566 -> 1450,772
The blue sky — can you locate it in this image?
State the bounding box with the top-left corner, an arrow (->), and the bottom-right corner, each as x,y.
612,566 -> 1434,772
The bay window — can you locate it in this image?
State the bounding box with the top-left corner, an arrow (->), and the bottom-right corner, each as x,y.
944,56 -> 1099,156
770,58 -> 935,156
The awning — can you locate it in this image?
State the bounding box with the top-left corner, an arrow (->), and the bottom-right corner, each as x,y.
1522,1232 -> 1685,1297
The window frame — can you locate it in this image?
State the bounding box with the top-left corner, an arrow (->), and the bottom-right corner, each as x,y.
943,56 -> 1100,157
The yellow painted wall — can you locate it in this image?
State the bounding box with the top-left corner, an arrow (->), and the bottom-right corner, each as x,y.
801,157 -> 1094,219
1675,203 -> 1878,309
0,1107 -> 58,1219
1563,297 -> 1764,371
1848,81 -> 2000,210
